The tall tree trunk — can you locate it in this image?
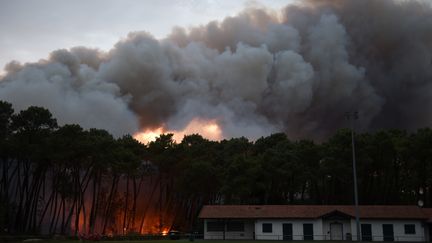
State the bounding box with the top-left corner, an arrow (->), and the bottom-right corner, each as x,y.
102,175 -> 119,235
88,172 -> 99,233
139,175 -> 160,233
37,184 -> 56,231
130,176 -> 144,231
49,190 -> 59,234
122,176 -> 129,235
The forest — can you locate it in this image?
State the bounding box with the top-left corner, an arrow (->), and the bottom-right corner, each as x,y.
0,100 -> 431,236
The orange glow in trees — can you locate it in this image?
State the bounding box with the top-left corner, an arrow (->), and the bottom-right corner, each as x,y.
133,118 -> 223,143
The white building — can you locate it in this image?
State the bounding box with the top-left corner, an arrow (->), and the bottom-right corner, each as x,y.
199,205 -> 432,241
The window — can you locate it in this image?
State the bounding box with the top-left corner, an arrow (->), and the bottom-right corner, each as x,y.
262,223 -> 272,233
404,224 -> 416,234
207,221 -> 224,232
227,221 -> 244,232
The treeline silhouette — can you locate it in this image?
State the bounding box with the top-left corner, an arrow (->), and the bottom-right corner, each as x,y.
0,100 -> 431,236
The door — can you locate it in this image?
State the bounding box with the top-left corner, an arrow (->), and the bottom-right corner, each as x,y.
303,223 -> 314,240
382,224 -> 394,241
282,223 -> 293,241
330,223 -> 343,240
361,224 -> 372,241
428,224 -> 432,242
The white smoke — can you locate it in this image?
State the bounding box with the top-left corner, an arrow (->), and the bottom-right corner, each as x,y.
1,0 -> 431,139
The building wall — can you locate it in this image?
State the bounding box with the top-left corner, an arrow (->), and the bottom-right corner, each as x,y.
254,219 -> 324,240
203,219 -> 254,240
350,219 -> 425,242
203,218 -> 427,241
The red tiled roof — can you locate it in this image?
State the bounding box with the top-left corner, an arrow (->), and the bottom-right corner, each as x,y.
198,205 -> 429,220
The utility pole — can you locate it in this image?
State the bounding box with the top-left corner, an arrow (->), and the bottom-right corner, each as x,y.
346,111 -> 361,241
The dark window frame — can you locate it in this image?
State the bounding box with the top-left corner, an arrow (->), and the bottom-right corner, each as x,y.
207,221 -> 224,232
404,224 -> 416,235
262,223 -> 273,233
227,221 -> 245,232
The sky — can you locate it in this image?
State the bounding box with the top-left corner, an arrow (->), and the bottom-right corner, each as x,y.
0,0 -> 292,74
2,0 -> 432,141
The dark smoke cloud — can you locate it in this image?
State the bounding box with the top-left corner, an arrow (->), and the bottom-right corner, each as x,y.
1,0 -> 431,140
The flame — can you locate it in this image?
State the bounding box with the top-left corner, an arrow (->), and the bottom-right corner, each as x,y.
90,118 -> 222,235
69,173 -> 178,236
134,118 -> 223,143
134,127 -> 165,144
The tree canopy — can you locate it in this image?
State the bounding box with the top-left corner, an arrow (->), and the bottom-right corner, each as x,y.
0,100 -> 431,235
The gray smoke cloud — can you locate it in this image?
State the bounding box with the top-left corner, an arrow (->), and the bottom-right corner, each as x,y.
1,0 -> 432,140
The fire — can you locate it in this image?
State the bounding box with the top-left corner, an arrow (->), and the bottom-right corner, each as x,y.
70,189 -> 176,236
134,118 -> 223,143
134,127 -> 165,144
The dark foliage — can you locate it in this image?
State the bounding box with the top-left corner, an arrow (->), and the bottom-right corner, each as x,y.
0,101 -> 431,236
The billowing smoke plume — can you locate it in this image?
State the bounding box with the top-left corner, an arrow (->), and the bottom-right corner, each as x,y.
1,0 -> 432,139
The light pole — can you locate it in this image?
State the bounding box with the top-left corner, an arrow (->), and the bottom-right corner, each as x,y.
346,111 -> 361,241
418,187 -> 424,208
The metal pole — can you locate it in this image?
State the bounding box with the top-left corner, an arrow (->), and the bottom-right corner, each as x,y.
348,112 -> 361,241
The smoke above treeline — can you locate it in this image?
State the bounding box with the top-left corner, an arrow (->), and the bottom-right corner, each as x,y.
1,0 -> 432,140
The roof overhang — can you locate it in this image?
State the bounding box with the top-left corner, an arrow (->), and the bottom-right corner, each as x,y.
320,210 -> 354,220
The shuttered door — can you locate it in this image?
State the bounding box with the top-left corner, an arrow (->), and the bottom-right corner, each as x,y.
282,223 -> 293,241
303,224 -> 313,240
361,224 -> 372,241
383,224 -> 394,241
